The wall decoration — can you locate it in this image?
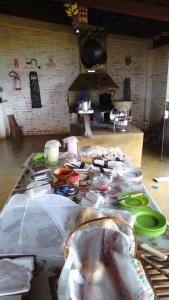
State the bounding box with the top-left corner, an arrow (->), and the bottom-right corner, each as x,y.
46,58 -> 55,68
9,71 -> 21,91
123,77 -> 131,100
63,1 -> 88,34
13,58 -> 19,68
29,71 -> 42,108
26,58 -> 41,69
125,56 -> 132,65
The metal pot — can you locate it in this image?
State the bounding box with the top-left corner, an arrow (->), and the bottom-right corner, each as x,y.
81,39 -> 106,68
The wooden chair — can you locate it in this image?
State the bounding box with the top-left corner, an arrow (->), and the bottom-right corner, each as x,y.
7,114 -> 23,141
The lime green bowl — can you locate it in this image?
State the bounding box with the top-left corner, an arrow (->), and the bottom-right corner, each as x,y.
132,207 -> 167,232
134,224 -> 167,237
119,193 -> 149,209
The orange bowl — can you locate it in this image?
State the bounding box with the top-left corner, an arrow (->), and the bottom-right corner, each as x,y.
53,168 -> 73,182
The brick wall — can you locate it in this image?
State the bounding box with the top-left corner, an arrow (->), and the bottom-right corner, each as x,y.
149,46 -> 169,127
0,15 -> 156,138
0,18 -> 79,137
0,103 -> 8,138
107,36 -> 150,129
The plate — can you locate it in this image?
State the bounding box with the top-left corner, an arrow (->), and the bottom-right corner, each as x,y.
54,185 -> 78,197
119,193 -> 149,208
132,208 -> 167,233
118,167 -> 143,182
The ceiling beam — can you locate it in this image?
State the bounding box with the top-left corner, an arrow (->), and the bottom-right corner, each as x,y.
0,0 -> 69,25
79,0 -> 169,22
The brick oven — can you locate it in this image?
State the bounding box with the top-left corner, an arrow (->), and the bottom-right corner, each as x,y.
68,35 -> 119,136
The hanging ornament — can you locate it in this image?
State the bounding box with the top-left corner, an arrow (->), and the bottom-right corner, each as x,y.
63,0 -> 79,18
63,1 -> 88,35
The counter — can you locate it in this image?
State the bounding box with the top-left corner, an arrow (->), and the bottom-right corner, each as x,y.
74,126 -> 144,168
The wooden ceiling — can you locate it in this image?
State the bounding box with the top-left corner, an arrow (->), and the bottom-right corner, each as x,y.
1,0 -> 169,47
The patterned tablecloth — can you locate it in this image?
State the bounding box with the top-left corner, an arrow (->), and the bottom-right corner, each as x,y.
0,153 -> 168,299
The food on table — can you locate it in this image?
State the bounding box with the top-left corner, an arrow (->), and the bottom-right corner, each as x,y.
31,152 -> 45,162
58,223 -> 154,300
76,208 -> 105,227
80,157 -> 93,164
79,171 -> 94,187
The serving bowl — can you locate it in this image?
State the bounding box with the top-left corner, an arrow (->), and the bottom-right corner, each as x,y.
118,167 -> 143,182
53,168 -> 79,185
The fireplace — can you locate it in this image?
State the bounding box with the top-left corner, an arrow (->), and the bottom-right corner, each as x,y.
68,36 -> 119,136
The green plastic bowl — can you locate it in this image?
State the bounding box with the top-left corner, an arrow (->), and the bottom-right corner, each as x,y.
132,207 -> 167,232
119,193 -> 149,208
134,224 -> 167,237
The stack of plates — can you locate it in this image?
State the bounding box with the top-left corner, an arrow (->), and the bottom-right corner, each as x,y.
132,207 -> 167,237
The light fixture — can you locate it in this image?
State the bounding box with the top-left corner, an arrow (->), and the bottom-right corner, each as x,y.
74,25 -> 80,35
63,1 -> 88,35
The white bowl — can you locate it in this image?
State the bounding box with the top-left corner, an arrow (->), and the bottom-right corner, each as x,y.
118,167 -> 143,182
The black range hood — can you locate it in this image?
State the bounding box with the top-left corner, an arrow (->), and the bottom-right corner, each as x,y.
68,72 -> 118,91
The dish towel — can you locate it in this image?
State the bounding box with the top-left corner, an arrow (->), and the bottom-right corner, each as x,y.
0,256 -> 34,296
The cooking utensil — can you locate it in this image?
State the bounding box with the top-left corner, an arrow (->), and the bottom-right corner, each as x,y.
144,256 -> 169,267
142,256 -> 169,279
81,38 -> 106,68
140,243 -> 169,261
118,192 -> 143,201
15,181 -> 52,193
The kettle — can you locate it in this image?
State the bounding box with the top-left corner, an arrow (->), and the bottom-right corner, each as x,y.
82,100 -> 91,111
44,140 -> 61,166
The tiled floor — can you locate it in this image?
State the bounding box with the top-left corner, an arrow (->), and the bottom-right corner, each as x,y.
0,135 -> 169,219
0,135 -> 66,209
142,145 -> 169,219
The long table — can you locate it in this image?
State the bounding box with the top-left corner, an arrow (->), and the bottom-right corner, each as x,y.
0,153 -> 169,299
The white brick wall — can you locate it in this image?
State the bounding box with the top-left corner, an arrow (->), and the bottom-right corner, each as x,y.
149,46 -> 169,126
0,15 -> 157,138
0,103 -> 8,138
107,36 -> 150,128
0,20 -> 80,136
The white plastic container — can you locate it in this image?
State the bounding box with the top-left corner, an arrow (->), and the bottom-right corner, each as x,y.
44,140 -> 61,166
63,136 -> 78,158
